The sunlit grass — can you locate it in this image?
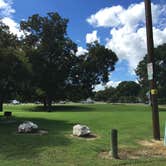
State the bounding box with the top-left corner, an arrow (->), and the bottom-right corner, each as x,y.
0,103 -> 166,166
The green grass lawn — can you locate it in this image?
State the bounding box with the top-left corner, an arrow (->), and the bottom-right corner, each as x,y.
0,103 -> 166,166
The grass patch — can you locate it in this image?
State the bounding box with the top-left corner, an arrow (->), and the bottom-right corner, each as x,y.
0,103 -> 166,166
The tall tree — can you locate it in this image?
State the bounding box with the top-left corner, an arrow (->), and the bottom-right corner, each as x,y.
0,21 -> 31,111
116,81 -> 141,97
20,12 -> 77,110
67,42 -> 118,99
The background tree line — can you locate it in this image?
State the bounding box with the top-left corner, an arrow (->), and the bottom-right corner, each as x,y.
94,81 -> 141,103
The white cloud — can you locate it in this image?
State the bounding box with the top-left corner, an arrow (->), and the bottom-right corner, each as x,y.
86,6 -> 123,27
106,27 -> 166,73
87,2 -> 165,30
135,79 -> 139,84
93,84 -> 105,92
106,80 -> 121,88
106,26 -> 147,72
76,46 -> 88,56
0,0 -> 23,37
0,0 -> 15,17
2,17 -> 23,37
86,30 -> 100,43
87,2 -> 166,73
0,0 -> 7,7
153,27 -> 166,46
94,80 -> 121,92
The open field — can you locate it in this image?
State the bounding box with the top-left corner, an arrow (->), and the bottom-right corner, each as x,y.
0,103 -> 166,166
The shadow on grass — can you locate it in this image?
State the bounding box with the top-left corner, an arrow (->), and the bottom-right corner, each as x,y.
21,104 -> 154,113
24,105 -> 94,112
0,116 -> 74,160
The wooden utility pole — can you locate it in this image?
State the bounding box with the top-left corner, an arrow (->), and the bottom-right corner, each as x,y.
144,0 -> 160,140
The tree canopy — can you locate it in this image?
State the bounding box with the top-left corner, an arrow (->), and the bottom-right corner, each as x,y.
67,42 -> 118,99
20,12 -> 77,110
116,81 -> 141,97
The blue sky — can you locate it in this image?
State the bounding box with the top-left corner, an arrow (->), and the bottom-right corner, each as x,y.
12,0 -> 163,45
0,0 -> 166,90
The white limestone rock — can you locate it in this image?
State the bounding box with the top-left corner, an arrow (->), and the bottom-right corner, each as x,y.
73,124 -> 91,136
18,121 -> 38,133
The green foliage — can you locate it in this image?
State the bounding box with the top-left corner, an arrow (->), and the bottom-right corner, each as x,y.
95,81 -> 141,103
0,21 -> 31,111
86,42 -> 118,83
20,12 -> 77,108
116,81 -> 141,97
136,43 -> 166,102
94,87 -> 116,101
0,21 -> 18,48
68,42 -> 118,99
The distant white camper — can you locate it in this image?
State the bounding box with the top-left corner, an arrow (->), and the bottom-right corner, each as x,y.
11,100 -> 20,105
81,98 -> 94,104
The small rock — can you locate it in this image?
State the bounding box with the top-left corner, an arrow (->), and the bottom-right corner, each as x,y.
73,124 -> 91,137
18,121 -> 38,133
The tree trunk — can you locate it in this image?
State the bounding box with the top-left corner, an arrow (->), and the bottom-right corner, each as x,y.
47,97 -> 52,112
43,98 -> 47,109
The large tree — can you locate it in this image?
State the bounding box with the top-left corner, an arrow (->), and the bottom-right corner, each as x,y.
67,42 -> 118,99
20,12 -> 77,110
136,43 -> 166,102
0,21 -> 31,111
116,81 -> 141,97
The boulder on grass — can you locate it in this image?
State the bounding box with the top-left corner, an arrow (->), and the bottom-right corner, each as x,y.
18,121 -> 38,133
73,124 -> 91,137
